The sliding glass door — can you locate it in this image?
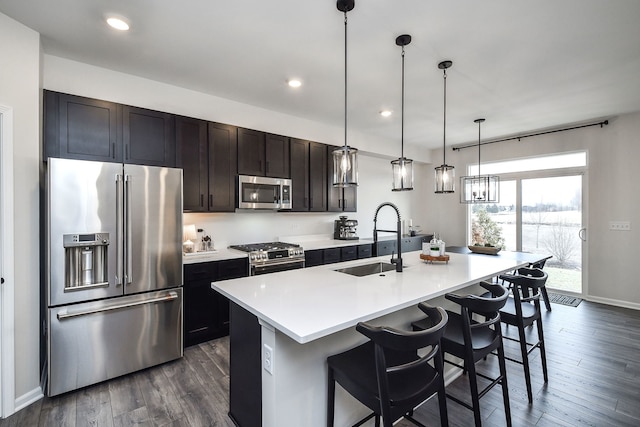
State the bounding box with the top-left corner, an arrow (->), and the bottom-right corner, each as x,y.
468,153 -> 586,295
522,175 -> 583,294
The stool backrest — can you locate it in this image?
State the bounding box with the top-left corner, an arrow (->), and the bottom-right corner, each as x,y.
445,282 -> 509,346
355,304 -> 447,411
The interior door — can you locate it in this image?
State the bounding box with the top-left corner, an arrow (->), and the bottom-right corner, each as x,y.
124,164 -> 183,294
521,175 -> 583,294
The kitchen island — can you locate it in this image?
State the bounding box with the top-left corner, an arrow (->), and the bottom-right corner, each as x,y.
211,250 -> 535,427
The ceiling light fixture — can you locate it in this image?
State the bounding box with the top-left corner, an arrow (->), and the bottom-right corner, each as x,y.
380,110 -> 392,118
331,0 -> 358,188
461,118 -> 500,203
391,34 -> 414,191
434,60 -> 455,194
287,79 -> 302,88
106,17 -> 130,31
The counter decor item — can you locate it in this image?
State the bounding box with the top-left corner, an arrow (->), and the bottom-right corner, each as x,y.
420,253 -> 450,264
468,245 -> 501,255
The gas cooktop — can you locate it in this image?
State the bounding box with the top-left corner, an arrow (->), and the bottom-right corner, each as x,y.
229,242 -> 301,253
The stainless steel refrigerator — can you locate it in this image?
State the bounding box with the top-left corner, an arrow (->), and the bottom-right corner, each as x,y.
46,157 -> 183,396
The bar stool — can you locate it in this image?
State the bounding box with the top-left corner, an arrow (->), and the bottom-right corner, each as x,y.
326,303 -> 448,427
497,267 -> 549,403
412,282 -> 511,427
530,260 -> 552,311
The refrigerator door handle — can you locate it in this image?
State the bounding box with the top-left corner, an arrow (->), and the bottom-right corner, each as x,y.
115,173 -> 124,286
56,291 -> 179,320
124,174 -> 133,285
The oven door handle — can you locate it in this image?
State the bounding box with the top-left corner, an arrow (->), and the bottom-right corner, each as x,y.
254,258 -> 305,268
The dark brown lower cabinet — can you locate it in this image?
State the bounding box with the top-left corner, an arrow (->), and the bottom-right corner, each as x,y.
183,258 -> 248,347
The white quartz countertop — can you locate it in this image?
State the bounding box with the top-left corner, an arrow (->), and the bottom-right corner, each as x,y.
183,248 -> 246,264
211,251 -> 529,344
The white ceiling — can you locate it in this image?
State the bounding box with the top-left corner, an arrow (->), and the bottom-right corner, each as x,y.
2,0 -> 640,151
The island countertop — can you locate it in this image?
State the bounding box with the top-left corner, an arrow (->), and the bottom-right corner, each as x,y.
211,250 -> 529,344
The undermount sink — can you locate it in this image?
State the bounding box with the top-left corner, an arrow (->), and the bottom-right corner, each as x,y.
334,262 -> 397,277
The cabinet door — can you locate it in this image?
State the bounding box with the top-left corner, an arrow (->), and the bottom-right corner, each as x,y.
184,263 -> 219,347
237,128 -> 266,176
375,240 -> 397,257
176,116 -> 208,212
208,122 -> 238,212
122,105 -> 176,167
290,138 -> 310,211
309,141 -> 327,212
265,134 -> 290,178
44,91 -> 120,162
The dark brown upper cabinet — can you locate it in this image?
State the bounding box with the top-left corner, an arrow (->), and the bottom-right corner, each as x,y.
327,145 -> 357,212
44,91 -> 120,162
208,122 -> 238,212
44,90 -> 176,167
122,105 -> 176,167
290,138 -> 326,212
176,116 -> 208,211
238,129 -> 290,178
177,118 -> 237,212
265,133 -> 290,178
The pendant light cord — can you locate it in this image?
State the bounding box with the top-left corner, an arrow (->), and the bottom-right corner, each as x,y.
443,68 -> 447,165
343,11 -> 348,150
401,46 -> 405,158
477,120 -> 481,177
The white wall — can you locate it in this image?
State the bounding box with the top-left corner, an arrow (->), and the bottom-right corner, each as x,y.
423,114 -> 640,307
0,13 -> 42,405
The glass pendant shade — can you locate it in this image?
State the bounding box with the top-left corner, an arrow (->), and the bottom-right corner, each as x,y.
461,118 -> 500,203
332,145 -> 358,187
391,157 -> 414,191
434,164 -> 455,193
461,175 -> 499,203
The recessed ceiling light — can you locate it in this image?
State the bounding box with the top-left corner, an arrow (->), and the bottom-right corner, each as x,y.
380,110 -> 392,117
287,79 -> 302,88
106,17 -> 130,31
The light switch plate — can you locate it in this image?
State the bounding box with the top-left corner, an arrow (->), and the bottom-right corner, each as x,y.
609,221 -> 631,231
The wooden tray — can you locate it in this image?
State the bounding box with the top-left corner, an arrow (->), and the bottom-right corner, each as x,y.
420,253 -> 450,263
468,245 -> 501,255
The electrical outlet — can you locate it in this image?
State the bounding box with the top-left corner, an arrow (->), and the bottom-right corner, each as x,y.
609,221 -> 631,231
263,344 -> 274,375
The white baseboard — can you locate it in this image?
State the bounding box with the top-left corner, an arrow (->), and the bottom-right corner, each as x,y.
585,295 -> 640,311
13,386 -> 43,414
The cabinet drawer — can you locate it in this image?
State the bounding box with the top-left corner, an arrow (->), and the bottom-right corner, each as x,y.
217,258 -> 249,281
340,246 -> 358,261
357,244 -> 372,259
324,248 -> 341,264
305,250 -> 324,267
184,262 -> 217,281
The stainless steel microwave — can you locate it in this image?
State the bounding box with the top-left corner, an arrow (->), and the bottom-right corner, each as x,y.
237,175 -> 292,210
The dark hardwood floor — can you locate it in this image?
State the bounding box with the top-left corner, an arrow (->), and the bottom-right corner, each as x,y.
2,300 -> 639,426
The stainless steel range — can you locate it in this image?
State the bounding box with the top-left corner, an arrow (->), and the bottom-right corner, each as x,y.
229,242 -> 305,275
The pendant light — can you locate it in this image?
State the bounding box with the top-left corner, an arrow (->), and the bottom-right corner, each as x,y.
434,60 -> 455,194
332,0 -> 359,188
391,34 -> 414,191
461,118 -> 500,203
